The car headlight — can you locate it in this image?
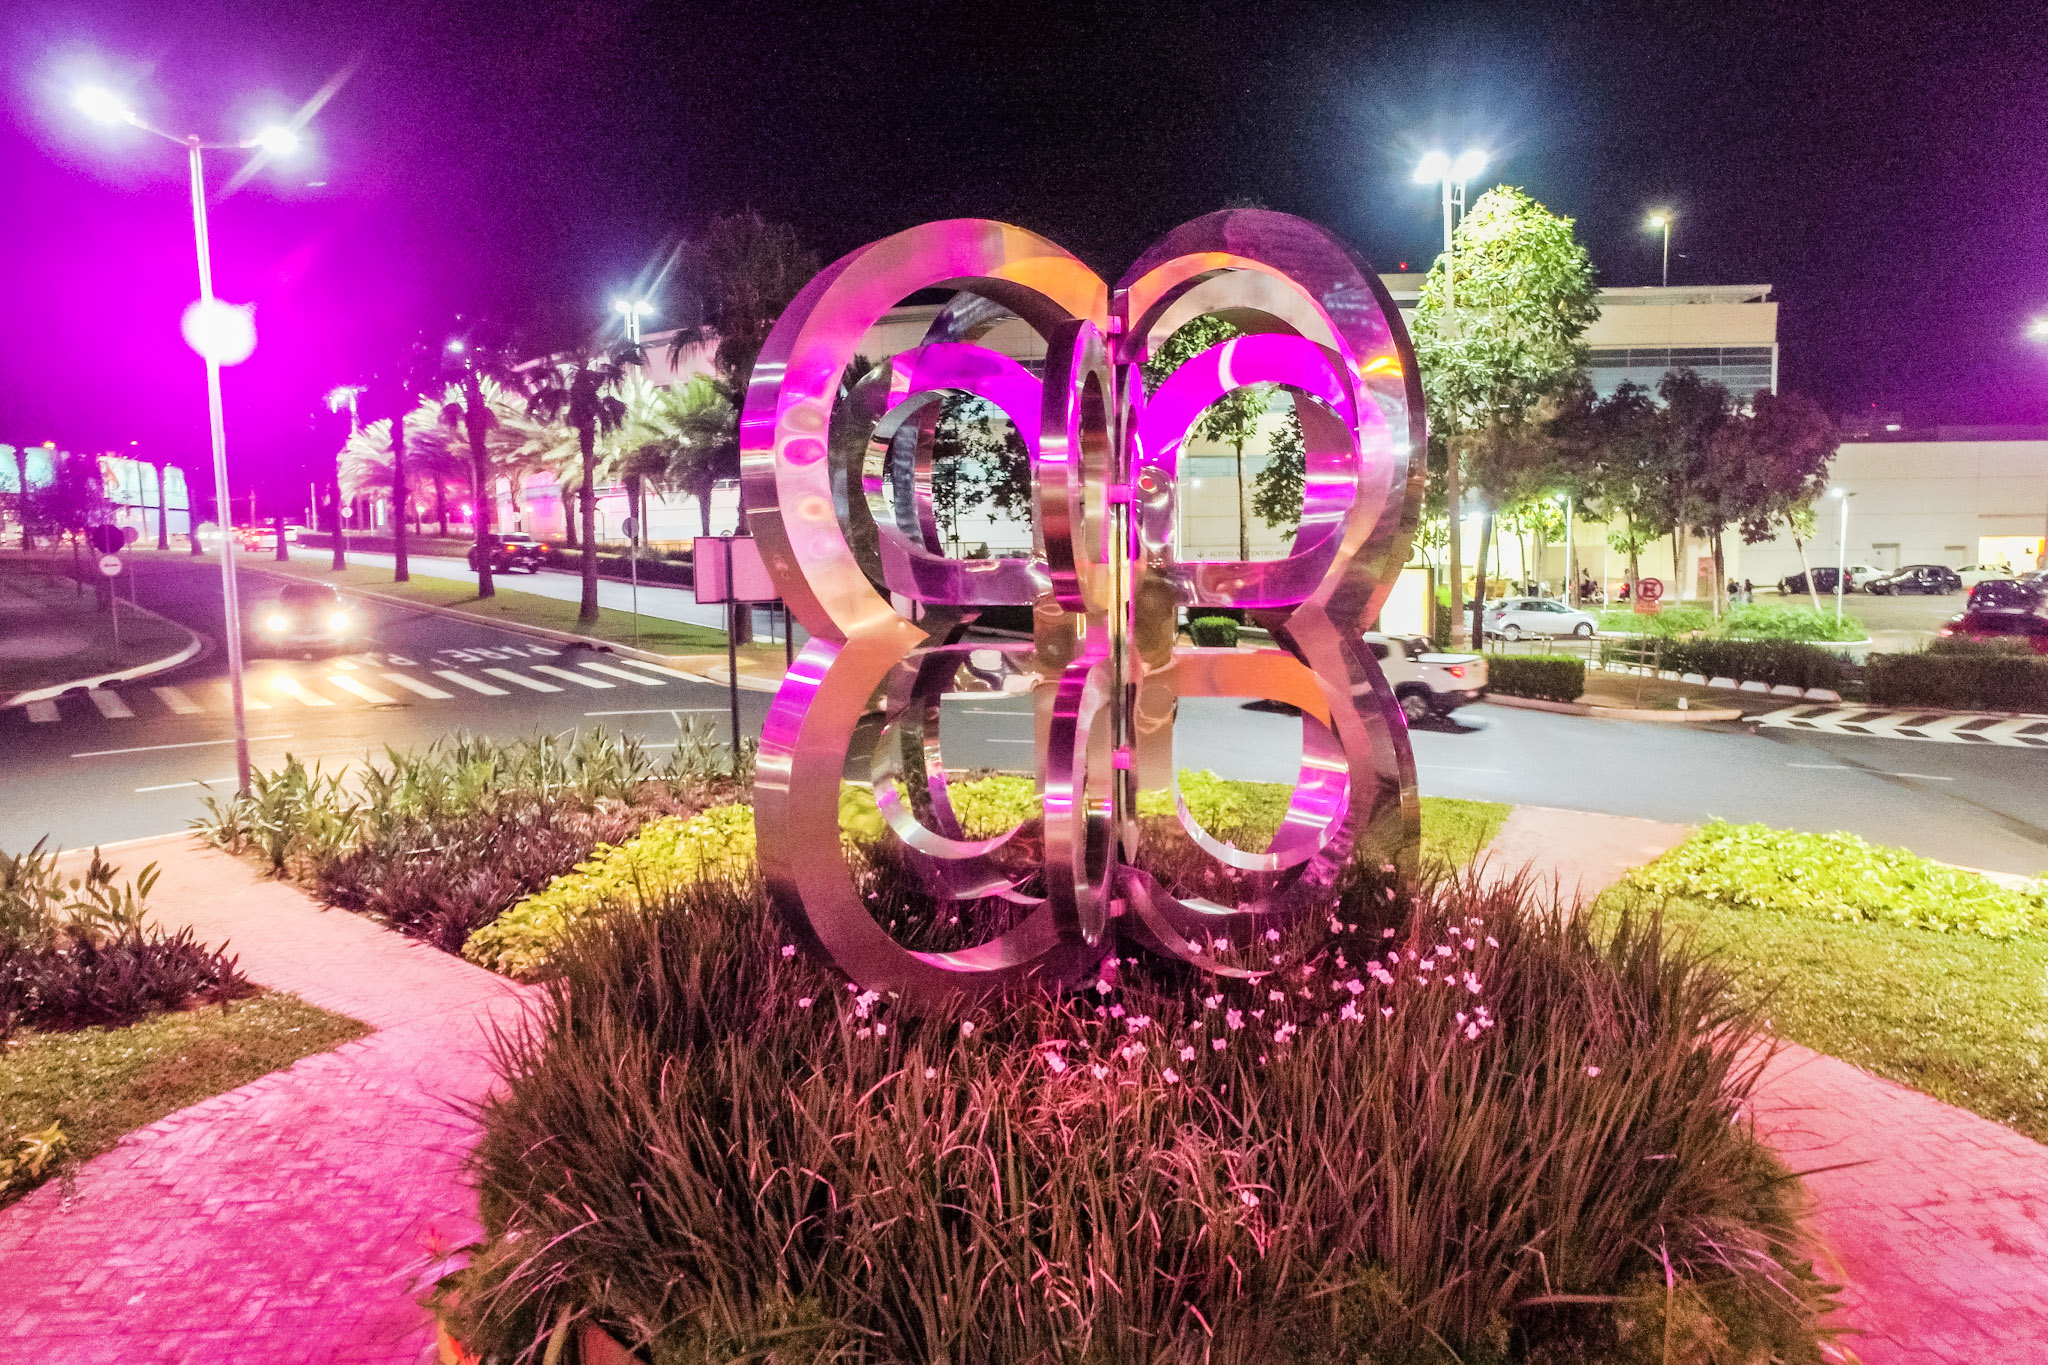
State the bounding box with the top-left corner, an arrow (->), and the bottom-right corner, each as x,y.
264,613 -> 289,633
327,611 -> 352,632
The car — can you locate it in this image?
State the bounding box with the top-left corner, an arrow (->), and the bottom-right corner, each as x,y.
467,532 -> 550,573
1481,597 -> 1598,641
1361,632 -> 1487,723
1955,563 -> 2018,588
1938,609 -> 2048,654
1864,564 -> 1962,596
1967,578 -> 2047,612
1777,565 -> 1877,595
254,583 -> 357,653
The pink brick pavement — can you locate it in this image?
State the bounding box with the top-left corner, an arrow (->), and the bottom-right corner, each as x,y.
0,836 -> 539,1364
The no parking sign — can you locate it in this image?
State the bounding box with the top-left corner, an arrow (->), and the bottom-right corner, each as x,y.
1633,577 -> 1664,615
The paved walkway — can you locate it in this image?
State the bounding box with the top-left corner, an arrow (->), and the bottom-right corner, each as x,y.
1492,814 -> 2048,1365
0,836 -> 538,1364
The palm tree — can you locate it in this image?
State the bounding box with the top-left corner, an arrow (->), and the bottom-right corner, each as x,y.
528,352 -> 628,625
440,325 -> 526,599
614,371 -> 737,537
672,212 -> 820,401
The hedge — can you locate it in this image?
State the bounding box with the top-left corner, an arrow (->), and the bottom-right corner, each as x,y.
538,548 -> 694,585
1865,649 -> 2048,712
1655,638 -> 1844,691
1188,616 -> 1241,648
1484,653 -> 1585,703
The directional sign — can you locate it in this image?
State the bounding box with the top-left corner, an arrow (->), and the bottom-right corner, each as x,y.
98,554 -> 123,578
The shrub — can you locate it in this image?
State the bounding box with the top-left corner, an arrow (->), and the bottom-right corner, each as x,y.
1188,615 -> 1241,647
1657,638 -> 1843,691
1628,820 -> 2045,939
439,869 -> 1832,1364
1595,602 -> 1714,637
1865,647 -> 2048,712
1485,652 -> 1586,703
1719,603 -> 1865,643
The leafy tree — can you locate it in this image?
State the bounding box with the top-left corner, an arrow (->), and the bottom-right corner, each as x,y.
929,394 -> 1029,553
672,211 -> 820,404
1143,314 -> 1273,560
1411,187 -> 1598,644
1656,369 -> 1736,612
1549,380 -> 1666,592
367,340 -> 449,584
441,324 -> 527,600
4,444 -> 34,550
1248,403 -> 1308,538
529,352 -> 631,626
1723,390 -> 1839,610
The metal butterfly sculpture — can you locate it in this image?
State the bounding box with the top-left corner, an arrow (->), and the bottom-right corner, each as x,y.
740,209 -> 1425,1007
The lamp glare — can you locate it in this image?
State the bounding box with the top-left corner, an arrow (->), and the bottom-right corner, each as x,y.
1413,151 -> 1450,183
248,124 -> 299,156
1450,149 -> 1487,181
74,86 -> 131,126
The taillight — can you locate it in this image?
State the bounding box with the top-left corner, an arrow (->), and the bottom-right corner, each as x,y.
1446,665 -> 1466,679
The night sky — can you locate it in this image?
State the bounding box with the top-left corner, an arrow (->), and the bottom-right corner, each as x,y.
3,0 -> 2044,496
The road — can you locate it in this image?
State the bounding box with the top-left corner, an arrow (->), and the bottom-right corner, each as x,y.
3,555 -> 2045,875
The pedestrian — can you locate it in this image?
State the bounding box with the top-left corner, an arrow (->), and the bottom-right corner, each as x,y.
1617,579 -> 1631,603
1741,578 -> 1753,603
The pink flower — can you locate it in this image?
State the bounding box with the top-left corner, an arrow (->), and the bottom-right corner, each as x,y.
874,1023 -> 887,1036
1043,1051 -> 1068,1074
1212,1038 -> 1227,1051
1465,1023 -> 1481,1040
1339,1001 -> 1362,1022
1267,989 -> 1286,1003
1238,1190 -> 1260,1209
1464,938 -> 1476,951
1345,978 -> 1366,995
1463,972 -> 1483,994
1212,938 -> 1231,953
1203,994 -> 1223,1011
959,1020 -> 975,1037
1382,928 -> 1396,938
1109,1004 -> 1126,1019
780,944 -> 797,958
1162,1067 -> 1180,1084
1225,1009 -> 1245,1031
1095,979 -> 1113,995
1120,1042 -> 1147,1061
1586,1065 -> 1602,1077
1265,928 -> 1282,943
1329,916 -> 1344,933
1380,1005 -> 1394,1017
1249,1009 -> 1264,1020
1179,1045 -> 1196,1062
1273,1022 -> 1297,1045
924,1067 -> 937,1078
1091,1064 -> 1109,1080
856,1027 -> 872,1039
1485,935 -> 1499,948
797,997 -> 813,1009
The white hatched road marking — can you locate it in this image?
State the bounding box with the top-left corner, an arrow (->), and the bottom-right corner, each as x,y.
269,676 -> 334,707
530,665 -> 612,690
380,672 -> 454,700
1756,704 -> 2048,748
88,690 -> 135,719
611,658 -> 703,682
26,700 -> 58,723
152,685 -> 203,714
483,668 -> 561,693
435,669 -> 510,696
326,673 -> 399,704
578,661 -> 666,686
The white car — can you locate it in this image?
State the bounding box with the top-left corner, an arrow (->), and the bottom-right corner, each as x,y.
1955,563 -> 2018,588
1361,633 -> 1487,724
1482,597 -> 1598,641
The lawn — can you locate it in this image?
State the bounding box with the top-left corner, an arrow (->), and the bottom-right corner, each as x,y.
0,992 -> 370,1207
0,560 -> 196,695
1419,794 -> 1510,867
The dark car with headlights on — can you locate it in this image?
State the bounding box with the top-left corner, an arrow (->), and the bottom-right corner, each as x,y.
1938,610 -> 2048,654
254,583 -> 357,654
1864,564 -> 1962,596
467,532 -> 549,573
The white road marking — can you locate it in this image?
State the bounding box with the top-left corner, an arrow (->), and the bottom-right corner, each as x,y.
609,659 -> 703,682
1786,763 -> 1852,770
1757,704 -> 2048,748
380,672 -> 454,699
483,668 -> 562,693
435,669 -> 510,696
229,683 -> 271,710
531,665 -> 612,689
26,701 -> 59,723
1889,773 -> 1954,781
270,676 -> 334,707
578,661 -> 666,686
88,690 -> 135,719
326,673 -> 399,704
986,738 -> 1037,744
136,777 -> 234,793
73,734 -> 293,759
152,685 -> 203,715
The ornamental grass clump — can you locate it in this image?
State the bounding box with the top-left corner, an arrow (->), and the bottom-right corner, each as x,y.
1628,820 -> 2045,939
441,864 -> 1835,1364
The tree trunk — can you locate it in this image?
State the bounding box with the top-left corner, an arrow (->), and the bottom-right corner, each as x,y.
1710,528 -> 1727,617
435,476 -> 449,537
329,460 -> 348,571
1669,527 -> 1687,600
16,448 -> 32,550
1789,518 -> 1822,612
1444,437 -> 1464,647
465,374 -> 495,600
391,409 -> 411,584
561,479 -> 580,549
695,469 -> 714,536
1235,438 -> 1249,562
578,420 -> 600,626
1468,513 -> 1495,650
155,462 -> 170,551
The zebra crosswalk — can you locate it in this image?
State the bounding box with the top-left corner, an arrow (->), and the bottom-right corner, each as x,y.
1755,703 -> 2048,748
11,655 -> 704,727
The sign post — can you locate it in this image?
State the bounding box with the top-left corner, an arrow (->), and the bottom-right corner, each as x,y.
694,534 -> 777,774
622,515 -> 641,646
98,552 -> 123,653
1629,577 -> 1665,705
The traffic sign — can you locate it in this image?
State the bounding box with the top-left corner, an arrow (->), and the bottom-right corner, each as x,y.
88,523 -> 126,555
98,554 -> 123,578
1636,577 -> 1665,602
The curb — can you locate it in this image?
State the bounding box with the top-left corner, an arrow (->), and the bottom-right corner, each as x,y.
1,599 -> 207,709
235,564 -> 691,669
694,664 -> 786,694
1484,694 -> 1745,724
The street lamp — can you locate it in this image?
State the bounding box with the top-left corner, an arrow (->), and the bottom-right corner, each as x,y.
68,83 -> 309,793
1831,487 -> 1855,623
1552,490 -> 1574,602
1645,210 -> 1674,288
613,298 -> 655,346
1416,147 -> 1486,643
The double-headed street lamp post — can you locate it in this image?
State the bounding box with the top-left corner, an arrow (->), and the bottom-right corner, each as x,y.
72,86 -> 305,793
1415,148 -> 1486,643
1645,210 -> 1674,288
614,297 -> 655,347
1832,487 -> 1855,624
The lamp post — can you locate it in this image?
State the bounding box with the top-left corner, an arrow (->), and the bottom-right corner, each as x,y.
614,298 -> 655,346
1416,147 -> 1486,643
72,85 -> 304,793
1553,490 -> 1574,602
1832,488 -> 1855,624
1645,211 -> 1674,288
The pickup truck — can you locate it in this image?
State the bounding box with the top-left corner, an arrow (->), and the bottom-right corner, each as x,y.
1361,632 -> 1488,724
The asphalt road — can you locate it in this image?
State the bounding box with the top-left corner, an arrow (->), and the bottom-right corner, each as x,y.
4,555 -> 2045,875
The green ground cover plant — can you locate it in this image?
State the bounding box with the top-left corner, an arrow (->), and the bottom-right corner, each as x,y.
1627,821 -> 2045,939
0,991 -> 368,1207
1485,653 -> 1586,703
1593,602 -> 1863,644
438,866 -> 1835,1364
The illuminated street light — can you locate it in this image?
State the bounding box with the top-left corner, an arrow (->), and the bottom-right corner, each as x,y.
1832,487 -> 1856,623
2029,318 -> 2048,340
446,338 -> 466,353
59,80 -> 317,793
1416,146 -> 1487,643
613,297 -> 656,345
1645,210 -> 1675,287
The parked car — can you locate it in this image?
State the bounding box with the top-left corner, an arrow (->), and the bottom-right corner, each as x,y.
254,583 -> 356,653
1938,609 -> 2048,654
1361,633 -> 1488,724
467,532 -> 550,573
1778,564 -> 1881,595
1864,564 -> 1962,596
1955,563 -> 2018,588
1967,578 -> 2047,612
1481,597 -> 1598,641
